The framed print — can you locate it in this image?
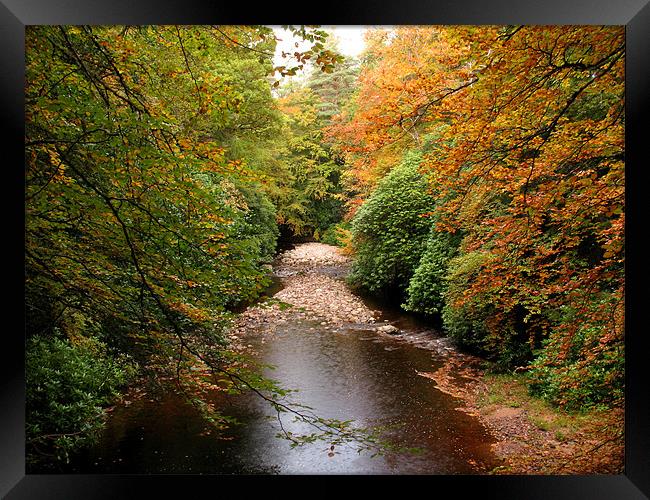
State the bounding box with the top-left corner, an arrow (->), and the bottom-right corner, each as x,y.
3,0 -> 649,497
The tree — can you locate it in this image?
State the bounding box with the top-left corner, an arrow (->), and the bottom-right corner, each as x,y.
425,26 -> 624,406
328,25 -> 625,408
305,32 -> 360,129
272,86 -> 345,237
25,24 -> 365,466
326,26 -> 477,209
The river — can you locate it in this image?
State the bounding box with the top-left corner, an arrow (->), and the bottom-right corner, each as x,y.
64,244 -> 502,474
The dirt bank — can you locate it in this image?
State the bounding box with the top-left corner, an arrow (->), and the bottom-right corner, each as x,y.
419,351 -> 624,474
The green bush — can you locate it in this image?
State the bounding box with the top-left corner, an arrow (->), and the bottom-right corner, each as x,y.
215,178 -> 280,307
309,195 -> 346,238
320,221 -> 351,247
349,151 -> 436,294
403,227 -> 460,315
442,251 -> 532,369
528,298 -> 624,410
441,251 -> 494,353
238,182 -> 279,264
26,331 -> 136,466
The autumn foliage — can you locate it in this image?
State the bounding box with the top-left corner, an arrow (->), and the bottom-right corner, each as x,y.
24,25 -> 347,466
25,24 -> 625,469
329,26 -> 624,409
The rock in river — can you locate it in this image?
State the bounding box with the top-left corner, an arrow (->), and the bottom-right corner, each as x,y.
376,324 -> 400,334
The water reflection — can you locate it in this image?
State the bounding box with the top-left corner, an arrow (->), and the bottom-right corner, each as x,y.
66,311 -> 501,474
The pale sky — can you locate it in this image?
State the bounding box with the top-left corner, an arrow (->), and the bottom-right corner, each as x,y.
270,25 -> 366,70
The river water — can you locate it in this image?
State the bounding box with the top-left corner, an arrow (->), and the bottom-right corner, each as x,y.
64,249 -> 502,475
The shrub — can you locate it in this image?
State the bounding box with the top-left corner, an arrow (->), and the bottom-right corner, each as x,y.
403,227 -> 460,316
309,195 -> 346,238
237,182 -> 280,264
320,221 -> 351,247
441,251 -> 494,353
349,151 -> 436,294
442,251 -> 533,369
216,178 -> 281,307
26,331 -> 136,467
528,296 -> 624,410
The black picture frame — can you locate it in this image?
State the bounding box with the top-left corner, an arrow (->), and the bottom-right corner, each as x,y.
3,1 -> 648,497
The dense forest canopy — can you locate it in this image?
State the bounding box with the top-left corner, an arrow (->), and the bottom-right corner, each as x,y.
25,25 -> 624,467
328,25 -> 624,407
25,25 -> 353,464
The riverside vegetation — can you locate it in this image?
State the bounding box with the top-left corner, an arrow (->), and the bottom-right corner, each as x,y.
25,25 -> 624,473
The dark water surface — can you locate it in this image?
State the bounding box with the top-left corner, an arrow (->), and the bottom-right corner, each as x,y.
64,263 -> 501,474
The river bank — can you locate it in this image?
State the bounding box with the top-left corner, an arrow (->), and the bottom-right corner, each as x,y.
423,351 -> 624,474
233,242 -> 624,475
